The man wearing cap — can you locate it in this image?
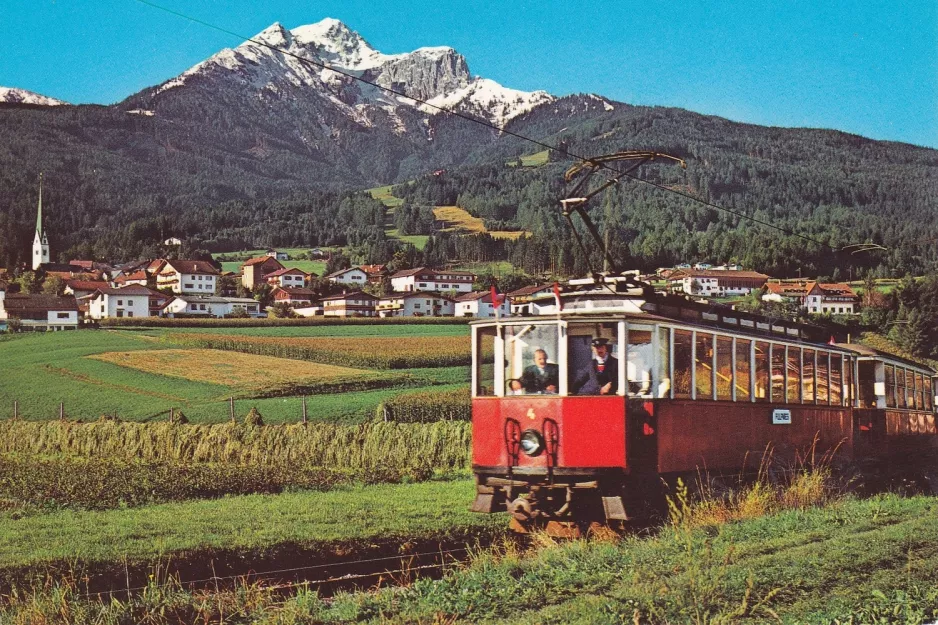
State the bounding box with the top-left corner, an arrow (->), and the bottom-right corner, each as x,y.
571,337 -> 619,395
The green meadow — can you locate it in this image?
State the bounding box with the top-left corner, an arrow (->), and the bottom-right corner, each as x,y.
0,324 -> 470,423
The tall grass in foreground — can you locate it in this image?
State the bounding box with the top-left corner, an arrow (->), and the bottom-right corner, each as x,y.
0,420 -> 471,470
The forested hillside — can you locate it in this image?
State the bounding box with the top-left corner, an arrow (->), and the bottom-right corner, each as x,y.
0,92 -> 936,276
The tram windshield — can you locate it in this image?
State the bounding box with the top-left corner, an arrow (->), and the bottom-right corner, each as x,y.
504,324 -> 561,395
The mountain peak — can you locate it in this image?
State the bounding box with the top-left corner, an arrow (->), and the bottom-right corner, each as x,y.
290,18 -> 377,61
0,87 -> 67,106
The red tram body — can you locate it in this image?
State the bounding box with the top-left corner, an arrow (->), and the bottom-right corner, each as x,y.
470,289 -> 938,529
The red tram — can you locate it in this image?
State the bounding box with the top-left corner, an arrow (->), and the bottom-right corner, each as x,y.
470,285 -> 938,531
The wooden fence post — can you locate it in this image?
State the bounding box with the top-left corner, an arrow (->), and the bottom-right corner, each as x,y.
229,397 -> 235,422
59,402 -> 64,421
302,396 -> 308,424
13,400 -> 17,420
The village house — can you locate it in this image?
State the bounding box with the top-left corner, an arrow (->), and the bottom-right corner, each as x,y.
389,267 -> 475,293
113,270 -> 149,287
321,291 -> 377,317
271,286 -> 316,307
155,260 -> 220,295
762,281 -> 859,314
163,295 -> 263,318
326,266 -> 369,286
507,284 -> 555,316
359,264 -> 388,284
0,292 -> 80,331
64,279 -> 110,299
265,248 -> 289,260
240,255 -> 285,290
265,267 -> 308,288
668,269 -> 769,297
454,291 -> 511,318
376,292 -> 455,318
86,285 -> 155,319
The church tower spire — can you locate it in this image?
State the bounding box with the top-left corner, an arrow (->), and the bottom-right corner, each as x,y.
32,173 -> 49,270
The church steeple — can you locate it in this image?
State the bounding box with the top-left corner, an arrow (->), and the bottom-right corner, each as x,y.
32,173 -> 49,270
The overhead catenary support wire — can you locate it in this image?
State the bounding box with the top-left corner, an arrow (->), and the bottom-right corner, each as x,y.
130,0 -> 877,258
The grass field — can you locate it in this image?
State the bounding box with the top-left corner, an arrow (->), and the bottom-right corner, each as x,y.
367,184 -> 404,208
507,149 -> 551,167
434,205 -> 527,240
0,325 -> 470,423
0,479 -> 495,569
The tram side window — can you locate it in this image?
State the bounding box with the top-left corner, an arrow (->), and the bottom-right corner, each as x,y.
474,327 -> 497,396
754,341 -> 770,402
925,377 -> 933,411
903,369 -> 912,409
896,367 -> 906,408
858,361 -> 876,408
735,339 -> 751,401
816,352 -> 830,404
673,330 -> 693,399
845,358 -> 855,407
803,349 -> 817,404
716,336 -> 733,401
885,365 -> 897,408
915,372 -> 925,410
657,328 -> 671,398
504,324 -> 560,395
627,327 -> 654,397
830,355 -> 843,405
787,347 -> 801,403
696,333 -> 714,400
771,345 -> 785,403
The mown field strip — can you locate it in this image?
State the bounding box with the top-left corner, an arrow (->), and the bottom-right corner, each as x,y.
0,480 -> 496,569
162,332 -> 471,369
89,348 -> 372,389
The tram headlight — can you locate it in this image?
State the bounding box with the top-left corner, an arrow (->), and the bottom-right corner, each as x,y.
520,429 -> 545,457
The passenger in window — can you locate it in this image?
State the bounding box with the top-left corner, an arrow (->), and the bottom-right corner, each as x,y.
511,348 -> 559,394
571,338 -> 619,395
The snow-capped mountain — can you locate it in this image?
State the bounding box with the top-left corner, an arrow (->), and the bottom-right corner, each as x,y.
148,18 -> 553,130
0,87 -> 67,106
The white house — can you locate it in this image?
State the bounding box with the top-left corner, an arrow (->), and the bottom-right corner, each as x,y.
0,294 -> 80,331
156,260 -> 220,295
163,295 -> 263,318
668,269 -> 769,297
762,281 -> 859,315
266,267 -> 308,288
376,292 -> 455,317
271,286 -> 316,306
389,267 -> 475,293
266,249 -> 289,260
507,284 -> 555,316
326,267 -> 369,286
87,285 -> 154,319
454,291 -> 511,318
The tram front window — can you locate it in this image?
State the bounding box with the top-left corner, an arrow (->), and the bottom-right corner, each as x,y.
474,326 -> 497,396
569,323 -> 618,395
504,324 -> 560,395
627,326 -> 653,396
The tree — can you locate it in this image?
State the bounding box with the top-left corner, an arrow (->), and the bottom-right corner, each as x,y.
253,283 -> 273,309
13,272 -> 41,294
268,302 -> 296,318
42,275 -> 66,296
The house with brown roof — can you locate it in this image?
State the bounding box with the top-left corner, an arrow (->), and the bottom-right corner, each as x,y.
763,281 -> 859,314
113,270 -> 149,287
240,256 -> 285,290
321,291 -> 377,317
272,286 -> 316,306
359,264 -> 388,284
507,284 -> 555,316
157,260 -> 220,295
265,267 -> 308,288
0,294 -> 80,331
454,291 -> 510,318
326,266 -> 370,286
64,279 -> 111,299
668,269 -> 769,297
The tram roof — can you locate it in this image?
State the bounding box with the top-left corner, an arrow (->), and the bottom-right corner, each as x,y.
835,343 -> 937,374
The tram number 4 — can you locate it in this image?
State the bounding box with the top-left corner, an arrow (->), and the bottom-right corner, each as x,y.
772,409 -> 792,425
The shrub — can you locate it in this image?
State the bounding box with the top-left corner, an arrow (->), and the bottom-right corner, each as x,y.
245,407 -> 264,426
378,387 -> 471,423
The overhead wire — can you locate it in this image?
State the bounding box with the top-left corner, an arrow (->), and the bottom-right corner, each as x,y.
131,0 -> 872,256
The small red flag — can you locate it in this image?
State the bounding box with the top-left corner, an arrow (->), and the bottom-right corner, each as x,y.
490,284 -> 501,318
553,282 -> 563,311
829,335 -> 837,345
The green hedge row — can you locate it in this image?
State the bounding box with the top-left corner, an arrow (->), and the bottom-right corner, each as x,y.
100,317 -> 471,328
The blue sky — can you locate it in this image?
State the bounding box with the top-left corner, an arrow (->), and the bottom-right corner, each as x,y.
2,0 -> 936,148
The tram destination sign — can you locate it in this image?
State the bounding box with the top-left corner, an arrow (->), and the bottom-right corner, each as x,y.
772,409 -> 792,425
